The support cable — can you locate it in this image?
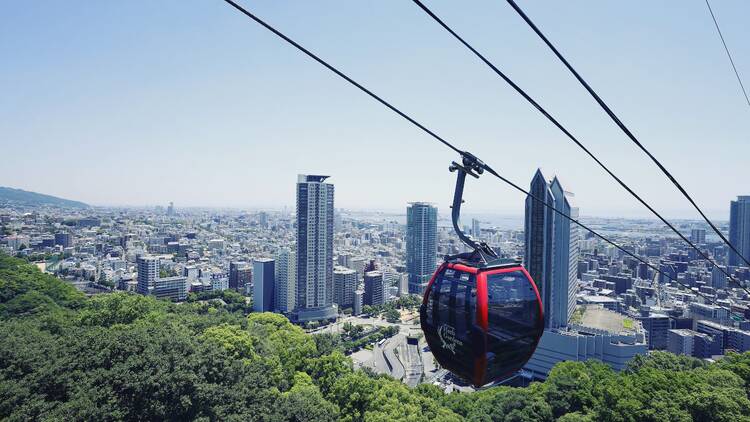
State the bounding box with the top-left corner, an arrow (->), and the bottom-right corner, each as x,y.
503,0 -> 750,272
703,0 -> 750,108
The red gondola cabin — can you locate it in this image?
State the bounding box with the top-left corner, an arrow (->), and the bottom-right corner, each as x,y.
420,259 -> 544,387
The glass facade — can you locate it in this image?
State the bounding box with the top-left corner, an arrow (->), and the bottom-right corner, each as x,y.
484,270 -> 542,381
407,202 -> 438,295
295,175 -> 335,319
423,268 -> 478,383
524,170 -> 579,329
729,196 -> 750,267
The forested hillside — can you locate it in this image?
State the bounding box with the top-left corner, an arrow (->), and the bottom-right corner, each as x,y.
1,253 -> 749,421
0,187 -> 89,209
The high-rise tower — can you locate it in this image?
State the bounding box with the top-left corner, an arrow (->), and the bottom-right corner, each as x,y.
136,255 -> 159,295
253,258 -> 275,313
274,247 -> 296,313
524,169 -> 580,329
406,202 -> 437,295
294,175 -> 336,322
364,270 -> 385,306
333,266 -> 357,309
471,218 -> 481,239
729,196 -> 750,267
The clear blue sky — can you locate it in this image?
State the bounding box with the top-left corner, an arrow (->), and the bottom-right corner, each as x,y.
1,1 -> 748,218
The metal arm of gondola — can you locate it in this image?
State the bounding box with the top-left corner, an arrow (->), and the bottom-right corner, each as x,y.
449,152 -> 498,263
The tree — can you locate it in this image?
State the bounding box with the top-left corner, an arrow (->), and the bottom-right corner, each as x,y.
717,351 -> 750,395
364,379 -> 461,422
384,308 -> 400,323
329,371 -> 376,422
77,292 -> 167,327
4,253 -> 750,422
626,350 -> 706,373
541,361 -> 614,418
247,313 -> 317,379
557,412 -> 597,422
305,351 -> 352,396
313,332 -> 343,356
468,387 -> 553,422
201,324 -> 257,359
275,372 -> 339,422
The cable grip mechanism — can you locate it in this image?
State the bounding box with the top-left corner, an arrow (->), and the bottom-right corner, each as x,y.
449,152 -> 498,263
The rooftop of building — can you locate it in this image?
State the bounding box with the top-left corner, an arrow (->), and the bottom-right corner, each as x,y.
574,304 -> 639,334
669,328 -> 696,337
298,174 -> 330,183
697,319 -> 742,332
581,295 -> 619,303
670,328 -> 713,339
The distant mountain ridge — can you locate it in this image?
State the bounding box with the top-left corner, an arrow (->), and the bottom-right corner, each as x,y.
0,186 -> 89,209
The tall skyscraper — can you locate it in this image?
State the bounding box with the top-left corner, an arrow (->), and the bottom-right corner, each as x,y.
711,265 -> 728,290
729,196 -> 750,267
274,247 -> 296,313
524,169 -> 580,329
364,270 -> 385,306
471,218 -> 481,239
294,175 -> 336,322
253,258 -> 275,312
258,211 -> 269,228
333,266 -> 357,309
406,202 -> 437,295
690,228 -> 706,244
136,255 -> 159,295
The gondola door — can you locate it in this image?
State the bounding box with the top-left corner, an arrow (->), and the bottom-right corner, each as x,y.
421,264 -> 486,386
478,267 -> 544,383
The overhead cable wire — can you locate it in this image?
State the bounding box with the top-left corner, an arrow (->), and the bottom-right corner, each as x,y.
501,0 -> 750,275
220,0 -> 742,314
221,0 -> 462,158
703,0 -> 750,108
411,0 -> 749,296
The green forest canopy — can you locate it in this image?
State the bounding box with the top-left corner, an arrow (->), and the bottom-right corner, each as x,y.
1,253 -> 749,421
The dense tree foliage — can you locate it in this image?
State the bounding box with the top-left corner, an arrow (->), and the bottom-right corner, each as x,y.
362,295 -> 422,320
1,254 -> 750,421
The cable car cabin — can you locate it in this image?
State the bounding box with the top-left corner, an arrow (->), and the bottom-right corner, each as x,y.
420,259 -> 543,387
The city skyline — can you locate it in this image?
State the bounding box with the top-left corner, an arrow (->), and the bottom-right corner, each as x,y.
5,182 -> 747,225
4,166 -> 750,387
2,1 -> 749,218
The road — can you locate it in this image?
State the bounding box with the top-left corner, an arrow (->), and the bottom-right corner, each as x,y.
399,338 -> 422,387
327,314 -> 432,386
383,335 -> 405,380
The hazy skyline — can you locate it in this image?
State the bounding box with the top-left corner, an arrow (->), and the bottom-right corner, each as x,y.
2,1 -> 748,219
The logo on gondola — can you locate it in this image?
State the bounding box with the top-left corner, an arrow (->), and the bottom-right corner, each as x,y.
437,324 -> 463,354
